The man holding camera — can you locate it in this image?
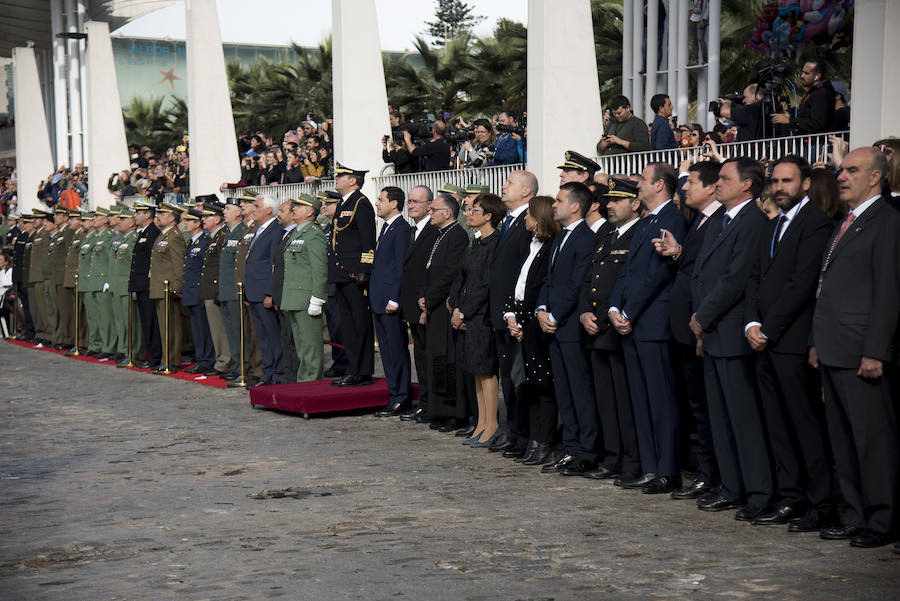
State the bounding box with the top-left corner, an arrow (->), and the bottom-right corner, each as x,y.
402,121 -> 451,172
716,85 -> 765,142
771,61 -> 835,135
598,96 -> 649,156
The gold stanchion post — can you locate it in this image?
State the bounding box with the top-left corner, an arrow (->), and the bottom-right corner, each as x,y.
157,280 -> 173,375
117,293 -> 136,368
227,282 -> 249,388
65,274 -> 80,356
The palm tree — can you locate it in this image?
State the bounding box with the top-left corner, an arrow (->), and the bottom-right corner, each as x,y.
461,18 -> 527,115
122,96 -> 183,151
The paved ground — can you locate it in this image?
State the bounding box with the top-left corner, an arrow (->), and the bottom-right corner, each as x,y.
0,341 -> 897,601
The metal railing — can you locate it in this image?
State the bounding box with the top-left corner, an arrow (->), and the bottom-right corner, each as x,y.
222,181 -> 335,202
596,131 -> 847,176
372,163 -> 523,197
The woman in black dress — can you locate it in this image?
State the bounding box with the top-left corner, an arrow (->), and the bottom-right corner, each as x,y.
448,193 -> 504,447
505,195 -> 560,464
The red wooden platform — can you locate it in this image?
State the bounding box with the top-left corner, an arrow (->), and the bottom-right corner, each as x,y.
249,378 -> 419,417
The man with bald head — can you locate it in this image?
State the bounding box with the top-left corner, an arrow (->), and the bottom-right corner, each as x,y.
810,147 -> 900,549
487,170 -> 539,456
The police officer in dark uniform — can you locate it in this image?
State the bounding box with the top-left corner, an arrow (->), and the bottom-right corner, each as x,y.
198,197 -> 231,375
317,189 -> 349,378
12,214 -> 36,340
329,162 -> 376,386
129,201 -> 162,368
181,207 -> 216,375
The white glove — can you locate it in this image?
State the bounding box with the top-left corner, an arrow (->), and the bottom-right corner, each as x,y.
103,282 -> 110,292
307,296 -> 325,317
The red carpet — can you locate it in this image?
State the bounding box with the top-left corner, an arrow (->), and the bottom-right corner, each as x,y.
250,378 -> 419,416
5,339 -> 227,389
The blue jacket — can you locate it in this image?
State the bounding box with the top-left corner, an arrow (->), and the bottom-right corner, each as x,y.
370,216 -> 411,314
243,218 -> 283,303
181,231 -> 211,307
609,201 -> 687,341
650,114 -> 678,150
492,133 -> 520,165
536,221 -> 596,343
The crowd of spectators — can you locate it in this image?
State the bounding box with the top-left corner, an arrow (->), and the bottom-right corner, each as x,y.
230,117 -> 335,188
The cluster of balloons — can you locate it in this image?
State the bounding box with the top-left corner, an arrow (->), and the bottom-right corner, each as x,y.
748,0 -> 854,60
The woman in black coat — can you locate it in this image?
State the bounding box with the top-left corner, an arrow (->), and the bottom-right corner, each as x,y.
448,193 -> 504,447
505,195 -> 560,465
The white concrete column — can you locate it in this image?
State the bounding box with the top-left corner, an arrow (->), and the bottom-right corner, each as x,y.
631,0 -> 644,113
706,0 -> 721,131
185,0 -> 241,198
849,0 -> 900,147
77,0 -> 89,162
676,0 -> 689,125
526,0 -> 603,192
622,0 -> 633,100
12,47 -> 55,213
64,0 -> 83,167
332,0 -> 391,201
697,69 -> 707,128
84,21 -> 130,209
644,0 -> 658,121
50,0 -> 69,169
667,0 -> 678,107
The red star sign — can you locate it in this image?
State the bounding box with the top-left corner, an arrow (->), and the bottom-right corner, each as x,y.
157,66 -> 181,90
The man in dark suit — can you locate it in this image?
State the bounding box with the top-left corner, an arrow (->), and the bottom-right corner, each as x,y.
609,164 -> 687,494
691,157 -> 772,520
271,200 -> 298,383
744,155 -> 836,529
810,147 -> 900,548
129,202 -> 161,368
579,181 -> 642,481
329,162 -> 377,386
12,215 -> 36,340
652,161 -> 724,500
398,185 -> 439,422
488,170 -> 537,455
536,182 -> 599,475
244,194 -> 284,385
181,208 -> 216,375
372,186 -> 413,416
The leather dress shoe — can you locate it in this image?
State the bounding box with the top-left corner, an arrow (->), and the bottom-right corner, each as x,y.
788,511 -> 838,533
670,478 -> 712,500
850,529 -> 894,548
414,412 -> 432,424
583,464 -> 619,480
752,505 -> 800,526
374,403 -> 405,417
514,441 -> 539,463
521,443 -> 553,466
399,408 -> 424,421
735,504 -> 767,522
220,372 -> 239,381
820,524 -> 861,540
502,446 -> 527,459
429,421 -> 443,430
489,438 -> 515,453
203,368 -> 221,377
136,360 -> 153,369
323,365 -> 346,378
455,425 -> 476,437
185,365 -> 206,374
620,473 -> 658,489
541,453 -> 575,474
697,494 -> 738,512
612,472 -> 640,486
437,421 -> 459,433
333,374 -> 374,386
560,458 -> 596,476
642,475 -> 681,494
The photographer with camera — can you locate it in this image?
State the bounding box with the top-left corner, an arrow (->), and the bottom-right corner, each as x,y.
597,96 -> 649,155
458,119 -> 496,168
493,110 -> 524,165
383,133 -> 415,174
713,84 -> 766,142
770,60 -> 835,135
402,120 -> 452,172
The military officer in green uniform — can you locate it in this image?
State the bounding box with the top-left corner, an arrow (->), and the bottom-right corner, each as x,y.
110,207 -> 142,364
149,202 -> 187,373
87,207 -> 118,358
198,197 -> 231,374
77,211 -> 100,353
50,207 -> 76,348
27,210 -> 50,344
233,191 -> 263,382
217,197 -> 244,381
282,193 -> 328,382
39,210 -> 61,346
62,210 -> 86,351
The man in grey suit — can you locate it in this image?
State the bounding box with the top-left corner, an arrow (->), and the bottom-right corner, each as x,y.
690,157 -> 772,521
810,147 -> 900,549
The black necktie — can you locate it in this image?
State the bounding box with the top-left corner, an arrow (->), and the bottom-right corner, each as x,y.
408,225 -> 417,249
770,213 -> 785,258
552,229 -> 570,265
721,213 -> 732,233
